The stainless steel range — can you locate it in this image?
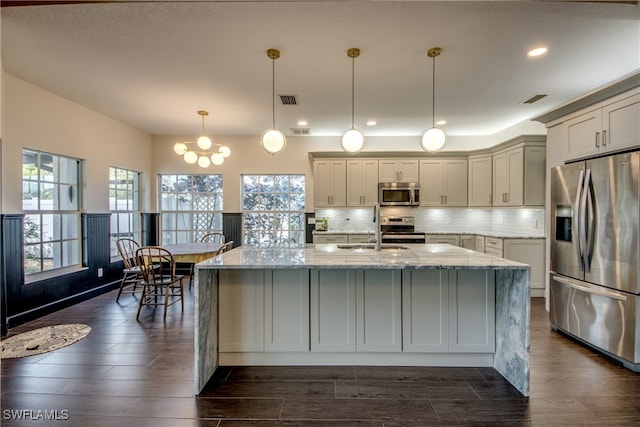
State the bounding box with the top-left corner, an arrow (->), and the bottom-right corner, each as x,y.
380,216 -> 426,244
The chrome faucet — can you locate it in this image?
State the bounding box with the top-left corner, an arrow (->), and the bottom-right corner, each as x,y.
373,202 -> 381,251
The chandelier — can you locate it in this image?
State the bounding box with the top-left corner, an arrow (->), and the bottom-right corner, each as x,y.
173,110 -> 231,168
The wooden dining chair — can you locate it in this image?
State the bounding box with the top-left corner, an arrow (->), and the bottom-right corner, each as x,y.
200,232 -> 225,244
214,241 -> 234,256
134,246 -> 185,321
115,238 -> 142,302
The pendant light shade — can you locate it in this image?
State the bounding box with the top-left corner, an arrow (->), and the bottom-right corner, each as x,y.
261,49 -> 286,155
173,110 -> 231,167
341,48 -> 364,154
420,47 -> 447,153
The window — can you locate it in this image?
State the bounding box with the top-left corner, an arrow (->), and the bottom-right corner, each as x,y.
159,174 -> 223,244
109,166 -> 141,257
242,174 -> 305,246
22,149 -> 81,276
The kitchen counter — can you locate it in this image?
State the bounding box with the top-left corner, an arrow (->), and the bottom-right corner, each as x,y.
196,243 -> 528,270
194,244 -> 531,397
313,230 -> 544,239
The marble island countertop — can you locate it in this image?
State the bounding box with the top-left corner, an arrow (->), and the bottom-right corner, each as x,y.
195,243 -> 529,270
312,230 -> 545,239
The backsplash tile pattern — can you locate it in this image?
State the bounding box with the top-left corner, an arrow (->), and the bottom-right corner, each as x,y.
315,207 -> 545,236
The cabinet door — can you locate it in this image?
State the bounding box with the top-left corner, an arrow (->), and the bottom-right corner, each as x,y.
475,236 -> 485,253
603,93 -> 640,153
397,160 -> 419,182
348,234 -> 373,243
346,160 -> 378,207
310,269 -> 356,352
468,156 -> 492,206
444,160 -> 468,206
492,152 -> 508,207
427,235 -> 460,246
402,270 -> 449,352
419,160 -> 445,206
219,270 -> 265,352
314,160 -> 346,207
506,148 -> 524,206
449,270 -> 495,353
379,160 -> 401,182
504,239 -> 545,297
313,234 -> 348,244
356,270 -> 402,352
459,235 -> 475,251
264,270 -> 310,352
566,108 -> 602,160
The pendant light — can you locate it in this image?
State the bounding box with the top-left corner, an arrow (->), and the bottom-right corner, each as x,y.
341,48 -> 364,154
173,111 -> 231,168
421,47 -> 447,152
260,48 -> 286,155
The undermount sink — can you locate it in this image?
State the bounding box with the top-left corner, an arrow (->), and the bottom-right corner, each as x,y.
336,244 -> 409,250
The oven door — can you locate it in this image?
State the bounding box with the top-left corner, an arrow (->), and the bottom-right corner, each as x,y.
382,233 -> 426,244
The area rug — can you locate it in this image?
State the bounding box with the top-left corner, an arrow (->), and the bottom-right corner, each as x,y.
1,324 -> 91,359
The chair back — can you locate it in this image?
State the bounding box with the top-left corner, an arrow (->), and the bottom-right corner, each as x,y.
200,232 -> 225,244
135,246 -> 177,284
215,241 -> 234,256
117,238 -> 139,270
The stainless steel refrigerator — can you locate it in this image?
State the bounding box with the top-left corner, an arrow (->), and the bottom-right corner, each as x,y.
550,150 -> 640,369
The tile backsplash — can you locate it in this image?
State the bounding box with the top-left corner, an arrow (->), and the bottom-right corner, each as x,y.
315,207 -> 545,236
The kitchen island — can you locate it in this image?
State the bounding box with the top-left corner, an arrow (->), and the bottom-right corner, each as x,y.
194,244 -> 530,396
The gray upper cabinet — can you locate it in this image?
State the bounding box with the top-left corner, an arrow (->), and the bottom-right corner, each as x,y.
468,155 -> 492,207
346,159 -> 379,207
492,141 -> 545,207
378,159 -> 419,182
313,160 -> 347,207
419,159 -> 468,207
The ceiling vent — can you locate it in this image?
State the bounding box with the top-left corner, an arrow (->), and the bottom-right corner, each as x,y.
290,128 -> 311,136
279,95 -> 299,105
522,94 -> 547,104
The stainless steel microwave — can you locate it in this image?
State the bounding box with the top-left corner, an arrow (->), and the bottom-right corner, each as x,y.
378,182 -> 420,206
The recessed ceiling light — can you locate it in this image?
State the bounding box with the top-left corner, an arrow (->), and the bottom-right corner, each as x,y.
297,120 -> 308,126
435,120 -> 447,126
527,47 -> 548,57
366,120 -> 377,126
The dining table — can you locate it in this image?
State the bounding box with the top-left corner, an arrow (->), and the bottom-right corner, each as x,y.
162,242 -> 223,287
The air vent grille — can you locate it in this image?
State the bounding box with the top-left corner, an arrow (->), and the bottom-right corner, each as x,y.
290,128 -> 311,136
522,94 -> 547,104
279,95 -> 298,105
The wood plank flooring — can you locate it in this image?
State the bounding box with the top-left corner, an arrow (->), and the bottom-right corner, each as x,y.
2,288 -> 640,426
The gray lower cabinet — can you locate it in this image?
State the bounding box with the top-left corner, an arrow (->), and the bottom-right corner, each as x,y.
402,269 -> 495,353
219,268 -> 496,356
402,270 -> 449,352
310,269 -> 356,352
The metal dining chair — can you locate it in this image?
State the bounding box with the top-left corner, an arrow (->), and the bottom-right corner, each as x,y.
200,232 -> 226,244
135,246 -> 185,321
115,238 -> 142,302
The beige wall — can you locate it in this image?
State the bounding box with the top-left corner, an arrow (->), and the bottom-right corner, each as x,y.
1,72 -> 153,213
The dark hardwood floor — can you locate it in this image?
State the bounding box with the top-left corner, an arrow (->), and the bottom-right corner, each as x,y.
2,287 -> 640,426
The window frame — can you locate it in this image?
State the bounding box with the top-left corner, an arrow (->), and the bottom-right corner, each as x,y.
22,149 -> 82,279
109,166 -> 141,260
241,174 -> 306,247
158,174 -> 224,245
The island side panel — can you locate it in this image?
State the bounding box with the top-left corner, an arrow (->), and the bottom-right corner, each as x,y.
494,268 -> 530,397
194,268 -> 219,394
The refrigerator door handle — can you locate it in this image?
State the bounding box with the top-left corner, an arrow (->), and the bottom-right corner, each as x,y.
552,274 -> 628,302
584,169 -> 596,272
574,170 -> 585,271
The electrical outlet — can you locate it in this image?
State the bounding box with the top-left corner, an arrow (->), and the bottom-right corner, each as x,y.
97,267 -> 103,278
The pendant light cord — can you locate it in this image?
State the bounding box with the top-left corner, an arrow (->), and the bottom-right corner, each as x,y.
351,54 -> 355,128
431,53 -> 436,128
272,57 -> 276,129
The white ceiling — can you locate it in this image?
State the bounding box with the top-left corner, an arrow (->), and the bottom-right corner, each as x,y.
1,1 -> 639,142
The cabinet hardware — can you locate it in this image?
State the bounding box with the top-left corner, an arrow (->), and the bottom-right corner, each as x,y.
444,195 -> 447,205
602,130 -> 607,146
595,131 -> 600,147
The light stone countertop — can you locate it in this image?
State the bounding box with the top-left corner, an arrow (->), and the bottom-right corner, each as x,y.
312,230 -> 545,239
195,243 -> 529,270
